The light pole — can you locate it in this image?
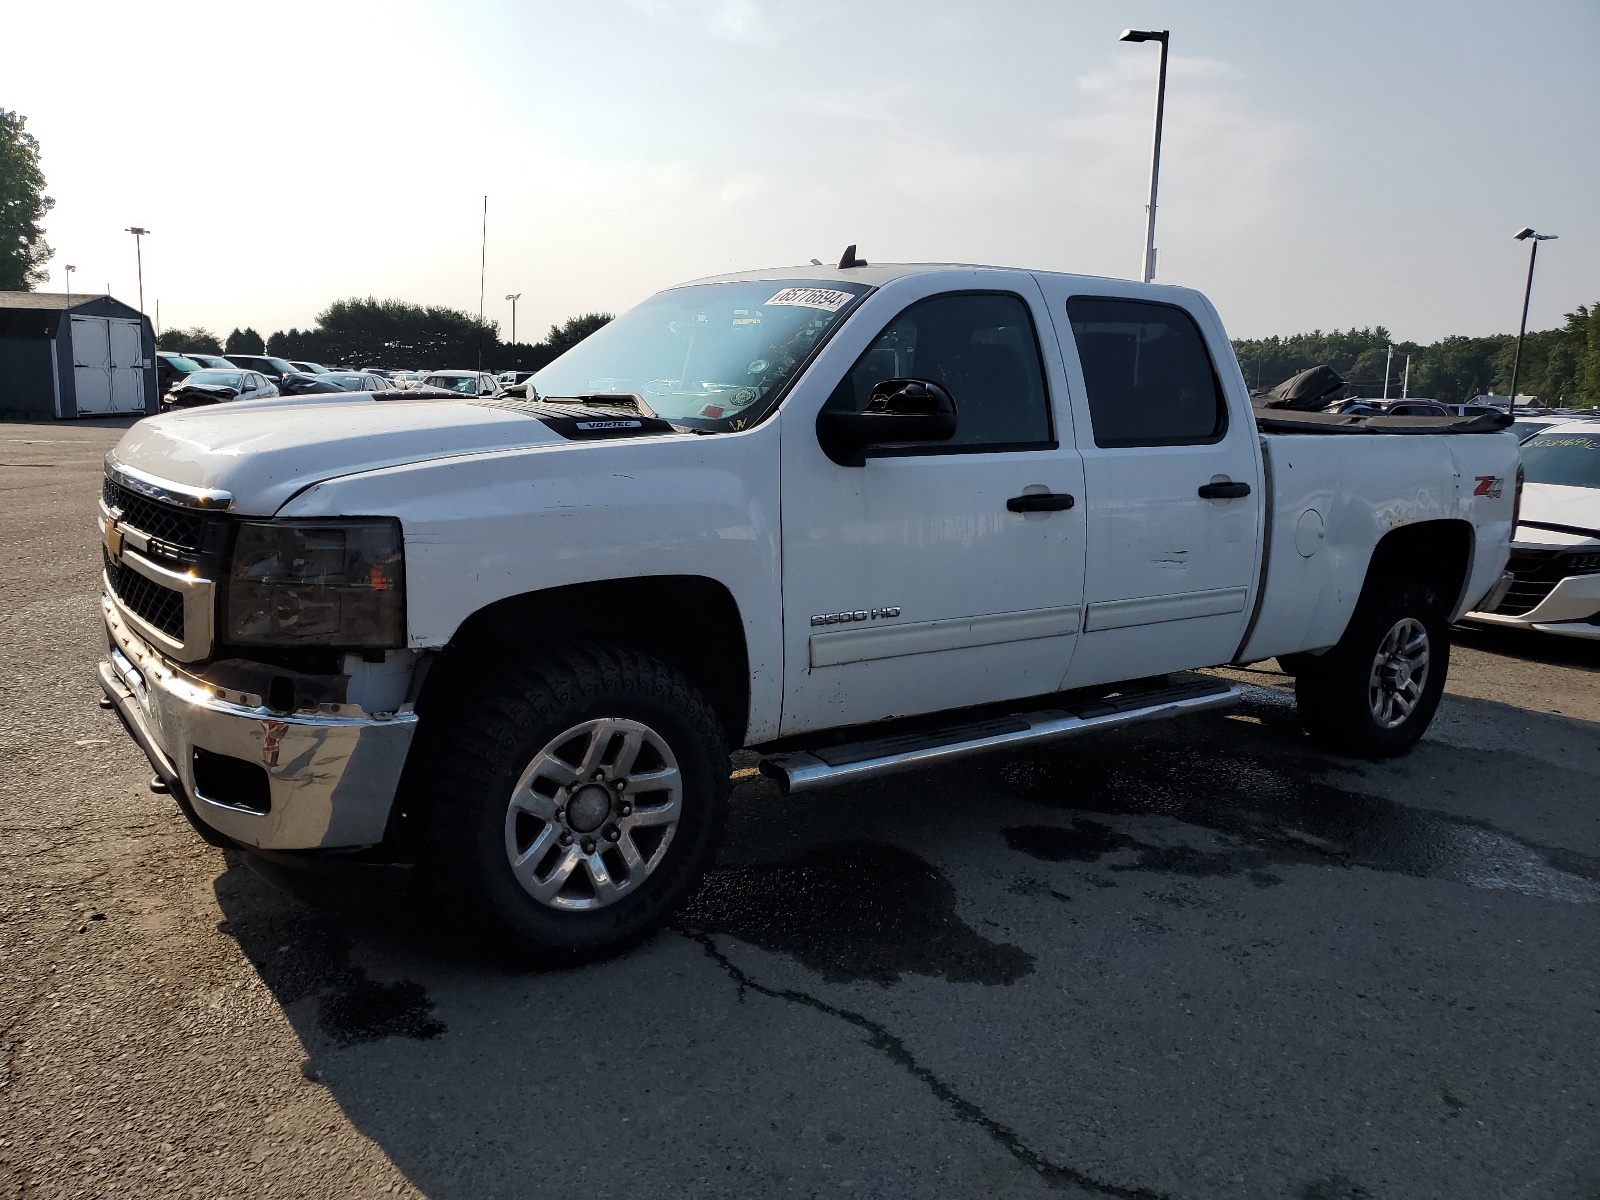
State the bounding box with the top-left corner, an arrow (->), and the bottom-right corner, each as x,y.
125,227 -> 149,314
506,293 -> 522,346
1508,227 -> 1557,415
1120,28 -> 1170,284
64,264 -> 76,305
1382,345 -> 1394,400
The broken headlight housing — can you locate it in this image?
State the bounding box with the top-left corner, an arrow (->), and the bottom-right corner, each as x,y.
224,519 -> 405,648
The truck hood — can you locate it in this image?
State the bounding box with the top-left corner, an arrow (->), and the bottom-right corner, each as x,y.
1516,482 -> 1600,546
111,394 -> 563,515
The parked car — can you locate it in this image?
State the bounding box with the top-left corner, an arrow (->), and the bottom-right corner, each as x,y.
96,260 -> 1520,961
155,352 -> 203,394
310,371 -> 394,393
289,361 -> 331,374
1329,398 -> 1451,418
422,370 -> 500,396
221,354 -> 298,383
498,370 -> 537,386
276,371 -> 392,396
185,354 -> 237,370
1464,420 -> 1600,640
1511,415 -> 1567,443
159,368 -> 279,411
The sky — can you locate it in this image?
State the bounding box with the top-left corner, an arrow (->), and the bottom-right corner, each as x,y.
8,0 -> 1597,346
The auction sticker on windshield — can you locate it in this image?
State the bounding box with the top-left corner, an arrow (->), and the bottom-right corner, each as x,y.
765,287 -> 855,312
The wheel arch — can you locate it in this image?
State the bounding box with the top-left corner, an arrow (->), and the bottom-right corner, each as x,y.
1360,518 -> 1476,616
418,575 -> 752,747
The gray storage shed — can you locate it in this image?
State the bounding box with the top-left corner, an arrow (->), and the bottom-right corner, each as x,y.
0,292 -> 157,419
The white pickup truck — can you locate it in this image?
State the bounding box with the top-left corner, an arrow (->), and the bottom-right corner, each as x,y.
96,262 -> 1520,958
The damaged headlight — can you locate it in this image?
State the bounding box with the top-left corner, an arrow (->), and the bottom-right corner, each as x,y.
224,519 -> 405,647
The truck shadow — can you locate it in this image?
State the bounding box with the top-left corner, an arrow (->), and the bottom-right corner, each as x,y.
206,684 -> 1600,1198
1453,622 -> 1600,671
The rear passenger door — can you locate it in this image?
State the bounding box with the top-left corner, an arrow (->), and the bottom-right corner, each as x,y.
1037,286 -> 1261,687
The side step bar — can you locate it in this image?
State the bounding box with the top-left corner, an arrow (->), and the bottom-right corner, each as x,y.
759,677 -> 1241,794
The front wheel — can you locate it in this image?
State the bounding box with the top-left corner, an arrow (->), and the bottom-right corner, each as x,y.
406,641 -> 731,961
1294,580 -> 1449,757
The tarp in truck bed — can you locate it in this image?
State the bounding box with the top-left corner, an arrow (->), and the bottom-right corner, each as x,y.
1252,405 -> 1514,435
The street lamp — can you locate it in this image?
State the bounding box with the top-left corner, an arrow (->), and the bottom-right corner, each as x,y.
506,293 -> 522,346
125,227 -> 150,314
1120,28 -> 1170,284
1507,227 -> 1557,416
64,264 -> 76,305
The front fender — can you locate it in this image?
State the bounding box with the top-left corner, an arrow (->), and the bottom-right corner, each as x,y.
276,427 -> 785,741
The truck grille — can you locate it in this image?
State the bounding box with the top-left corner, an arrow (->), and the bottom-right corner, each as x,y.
105,550 -> 185,640
102,478 -> 204,552
1492,548 -> 1600,617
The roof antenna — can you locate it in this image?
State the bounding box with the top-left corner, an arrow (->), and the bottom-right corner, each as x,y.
838,244 -> 868,269
810,258 -> 823,266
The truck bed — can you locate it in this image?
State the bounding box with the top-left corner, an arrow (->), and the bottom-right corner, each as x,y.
1253,406 -> 1514,435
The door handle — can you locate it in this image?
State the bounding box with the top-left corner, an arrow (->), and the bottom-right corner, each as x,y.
1197,481 -> 1251,499
1007,492 -> 1075,512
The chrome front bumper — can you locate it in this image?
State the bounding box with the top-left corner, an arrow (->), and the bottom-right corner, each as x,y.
98,594 -> 418,850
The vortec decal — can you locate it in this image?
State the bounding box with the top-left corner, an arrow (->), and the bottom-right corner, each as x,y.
1474,476 -> 1504,499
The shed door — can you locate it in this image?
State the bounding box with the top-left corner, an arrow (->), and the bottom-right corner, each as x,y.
72,317 -> 113,414
108,318 -> 145,413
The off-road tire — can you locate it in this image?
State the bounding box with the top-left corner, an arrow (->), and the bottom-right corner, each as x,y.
1294,579 -> 1450,758
403,640 -> 730,962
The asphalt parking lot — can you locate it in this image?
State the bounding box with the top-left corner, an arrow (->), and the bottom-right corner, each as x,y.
2,419 -> 1598,1200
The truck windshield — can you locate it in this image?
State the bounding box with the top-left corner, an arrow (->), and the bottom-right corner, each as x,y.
530,280 -> 870,430
1521,431 -> 1600,489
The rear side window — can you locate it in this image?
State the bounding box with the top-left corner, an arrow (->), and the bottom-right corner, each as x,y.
827,292 -> 1053,451
1067,297 -> 1226,448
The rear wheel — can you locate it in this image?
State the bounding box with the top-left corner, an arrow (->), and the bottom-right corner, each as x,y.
1294,580 -> 1449,757
407,640 -> 730,961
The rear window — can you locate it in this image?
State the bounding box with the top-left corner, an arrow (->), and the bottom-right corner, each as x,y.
1067,297 -> 1226,447
1520,432 -> 1600,489
425,374 -> 478,394
161,354 -> 202,372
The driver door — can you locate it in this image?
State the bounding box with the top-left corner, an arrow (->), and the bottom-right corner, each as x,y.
777,272 -> 1087,737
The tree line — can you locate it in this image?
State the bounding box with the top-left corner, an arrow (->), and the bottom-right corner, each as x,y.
1231,300 -> 1600,406
157,299 -> 613,372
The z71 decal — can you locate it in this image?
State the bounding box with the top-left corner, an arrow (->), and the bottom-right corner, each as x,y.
1474,476 -> 1504,498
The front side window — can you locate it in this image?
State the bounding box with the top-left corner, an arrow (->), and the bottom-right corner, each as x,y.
1521,431 -> 1600,489
531,279 -> 870,431
824,292 -> 1052,451
1067,297 -> 1226,448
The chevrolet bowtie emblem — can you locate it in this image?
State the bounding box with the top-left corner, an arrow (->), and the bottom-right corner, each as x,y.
103,517 -> 124,562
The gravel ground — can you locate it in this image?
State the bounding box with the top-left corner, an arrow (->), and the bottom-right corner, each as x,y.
3,419 -> 1598,1200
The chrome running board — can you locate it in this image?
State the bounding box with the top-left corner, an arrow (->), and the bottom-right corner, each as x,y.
759,677 -> 1241,794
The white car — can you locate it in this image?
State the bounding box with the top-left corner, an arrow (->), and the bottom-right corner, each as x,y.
159,368 -> 279,411
95,260 -> 1518,959
1465,419 -> 1600,639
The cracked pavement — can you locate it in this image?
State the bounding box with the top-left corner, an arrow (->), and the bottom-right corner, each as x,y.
3,420 -> 1599,1199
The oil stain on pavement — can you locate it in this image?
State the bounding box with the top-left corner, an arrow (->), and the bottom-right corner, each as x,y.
997,716 -> 1600,905
681,841 -> 1035,986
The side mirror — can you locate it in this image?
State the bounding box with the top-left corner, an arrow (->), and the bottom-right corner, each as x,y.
817,378 -> 958,466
